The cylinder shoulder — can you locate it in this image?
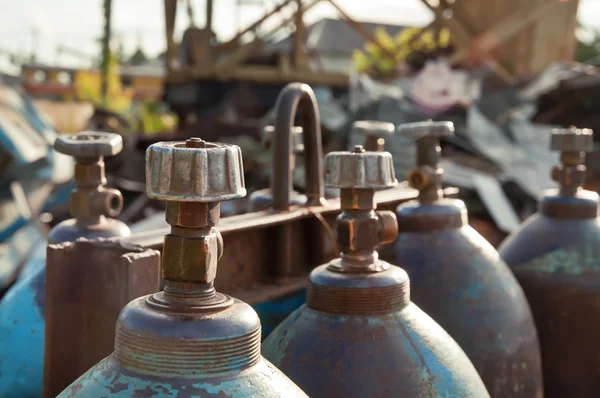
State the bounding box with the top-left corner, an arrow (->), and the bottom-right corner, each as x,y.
58,356 -> 308,397
499,213 -> 600,274
391,225 -> 522,301
262,304 -> 489,397
48,218 -> 131,244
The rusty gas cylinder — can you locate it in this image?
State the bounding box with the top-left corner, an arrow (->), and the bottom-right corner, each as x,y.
0,131 -> 130,398
384,121 -> 543,398
353,119 -> 395,152
499,127 -> 600,398
261,145 -> 490,398
58,137 -> 308,397
249,125 -> 306,210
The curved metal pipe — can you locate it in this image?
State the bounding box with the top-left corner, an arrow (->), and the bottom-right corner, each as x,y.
272,82 -> 326,211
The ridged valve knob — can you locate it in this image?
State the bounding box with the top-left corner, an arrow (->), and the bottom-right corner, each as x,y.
551,127 -> 593,152
324,145 -> 397,190
146,138 -> 246,202
396,120 -> 455,140
54,131 -> 123,158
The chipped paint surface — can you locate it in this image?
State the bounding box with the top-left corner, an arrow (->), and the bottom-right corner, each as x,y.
262,303 -> 490,397
500,213 -> 600,396
0,258 -> 46,398
58,356 -> 308,397
499,214 -> 600,275
387,225 -> 543,398
514,243 -> 600,275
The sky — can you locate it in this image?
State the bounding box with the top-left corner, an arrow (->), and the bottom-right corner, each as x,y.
0,0 -> 599,74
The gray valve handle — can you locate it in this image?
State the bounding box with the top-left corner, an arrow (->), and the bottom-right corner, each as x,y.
551,127 -> 593,152
396,120 -> 455,141
54,131 -> 123,159
352,120 -> 395,137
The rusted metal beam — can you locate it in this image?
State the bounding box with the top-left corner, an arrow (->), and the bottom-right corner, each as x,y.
43,240 -> 160,398
115,185 -> 453,295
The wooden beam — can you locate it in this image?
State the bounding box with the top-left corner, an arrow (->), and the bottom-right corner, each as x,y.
294,0 -> 307,70
327,0 -> 398,63
420,0 -> 515,84
214,65 -> 349,86
215,39 -> 265,75
449,0 -> 563,64
206,0 -> 214,32
220,0 -> 295,51
215,0 -> 322,76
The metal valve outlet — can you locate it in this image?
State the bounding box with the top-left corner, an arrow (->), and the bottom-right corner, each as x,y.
324,145 -> 398,264
54,131 -> 125,224
396,121 -> 454,202
146,137 -> 245,286
550,127 -> 593,196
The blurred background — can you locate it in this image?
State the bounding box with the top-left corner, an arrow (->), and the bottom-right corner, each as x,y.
2,0 -> 600,288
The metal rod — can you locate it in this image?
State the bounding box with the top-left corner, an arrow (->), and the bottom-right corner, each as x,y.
101,0 -> 112,106
206,0 -> 214,33
272,83 -> 325,210
164,0 -> 177,71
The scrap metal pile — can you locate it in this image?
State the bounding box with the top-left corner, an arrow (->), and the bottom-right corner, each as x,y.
313,60 -> 600,245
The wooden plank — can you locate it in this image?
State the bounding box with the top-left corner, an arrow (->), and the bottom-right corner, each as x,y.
529,0 -> 580,73
420,0 -> 515,83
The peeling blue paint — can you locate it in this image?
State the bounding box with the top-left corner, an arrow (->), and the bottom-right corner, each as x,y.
58,356 -> 308,397
385,225 -> 543,397
262,303 -> 490,397
0,259 -> 46,398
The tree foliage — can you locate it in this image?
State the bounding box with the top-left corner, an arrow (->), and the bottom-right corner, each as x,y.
138,100 -> 178,135
74,51 -> 134,124
352,27 -> 451,79
576,31 -> 600,64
